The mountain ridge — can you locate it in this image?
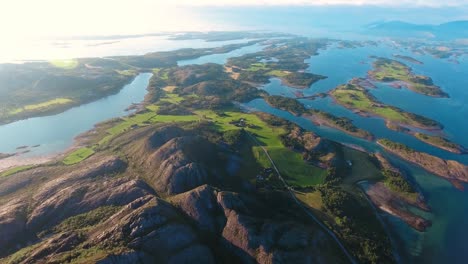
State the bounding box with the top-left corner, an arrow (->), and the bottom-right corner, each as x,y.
366,20 -> 468,39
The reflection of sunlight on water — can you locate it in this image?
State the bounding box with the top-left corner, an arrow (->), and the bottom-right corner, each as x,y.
0,36 -> 255,63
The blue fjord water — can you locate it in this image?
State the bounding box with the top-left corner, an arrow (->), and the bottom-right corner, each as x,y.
244,43 -> 468,263
0,73 -> 152,156
0,39 -> 467,263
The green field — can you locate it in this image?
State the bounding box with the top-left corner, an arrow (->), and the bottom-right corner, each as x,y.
254,147 -> 327,187
116,69 -> 138,76
49,59 -> 79,69
9,98 -> 73,115
268,70 -> 289,77
94,101 -> 325,187
331,85 -> 409,123
369,57 -> 447,97
0,165 -> 35,178
160,93 -> 185,104
330,84 -> 441,130
246,62 -> 270,71
370,59 -> 409,81
63,147 -> 95,165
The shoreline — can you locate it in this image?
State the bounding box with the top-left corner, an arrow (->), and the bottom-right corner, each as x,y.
327,86 -> 443,132
0,75 -> 137,126
377,140 -> 468,184
0,154 -> 55,173
304,113 -> 374,141
0,121 -> 98,174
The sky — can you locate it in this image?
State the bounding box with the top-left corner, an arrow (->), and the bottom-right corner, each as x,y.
1,0 -> 468,39
0,0 -> 466,61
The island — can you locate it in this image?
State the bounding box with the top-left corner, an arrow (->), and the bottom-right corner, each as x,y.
368,57 -> 449,97
168,31 -> 292,42
393,54 -> 423,65
378,139 -> 468,183
226,38 -> 328,88
329,78 -> 443,131
305,110 -> 374,140
414,133 -> 467,154
264,95 -> 373,140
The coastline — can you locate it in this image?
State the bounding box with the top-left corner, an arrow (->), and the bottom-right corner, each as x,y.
0,75 -> 137,126
327,86 -> 444,132
0,154 -> 54,173
304,113 -> 374,141
377,140 -> 468,184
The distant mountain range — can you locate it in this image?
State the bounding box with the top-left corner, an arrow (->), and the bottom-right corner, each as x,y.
365,20 -> 468,40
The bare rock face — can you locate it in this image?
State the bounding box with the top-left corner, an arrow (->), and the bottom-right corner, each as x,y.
170,187 -> 344,264
0,124 -> 345,263
91,196 -> 215,264
0,199 -> 29,250
18,232 -> 84,264
170,185 -> 225,234
146,125 -> 186,150
26,177 -> 153,231
96,251 -> 154,264
145,136 -> 214,195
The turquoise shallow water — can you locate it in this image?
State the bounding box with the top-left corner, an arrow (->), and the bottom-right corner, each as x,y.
244,43 -> 468,263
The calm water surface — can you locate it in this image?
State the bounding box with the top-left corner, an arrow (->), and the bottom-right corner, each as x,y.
1,39 -> 467,263
245,43 -> 468,263
0,73 -> 152,156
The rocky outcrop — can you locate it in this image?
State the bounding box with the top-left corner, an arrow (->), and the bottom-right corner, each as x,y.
0,124 -> 346,263
365,182 -> 431,232
171,186 -> 345,264
0,199 -> 30,251
170,185 -> 225,234
145,136 -> 216,195
27,177 -> 153,231
0,155 -> 152,256
90,196 -> 215,264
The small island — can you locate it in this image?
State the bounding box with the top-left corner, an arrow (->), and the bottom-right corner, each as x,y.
378,139 -> 468,183
329,79 -> 443,131
393,54 -> 423,65
227,38 -> 328,89
414,133 -> 467,154
368,57 -> 448,97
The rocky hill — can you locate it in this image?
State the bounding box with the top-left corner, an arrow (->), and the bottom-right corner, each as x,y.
0,123 -> 348,264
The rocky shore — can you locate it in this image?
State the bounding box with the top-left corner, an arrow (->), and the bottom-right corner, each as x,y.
378,139 -> 468,183
364,153 -> 432,231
